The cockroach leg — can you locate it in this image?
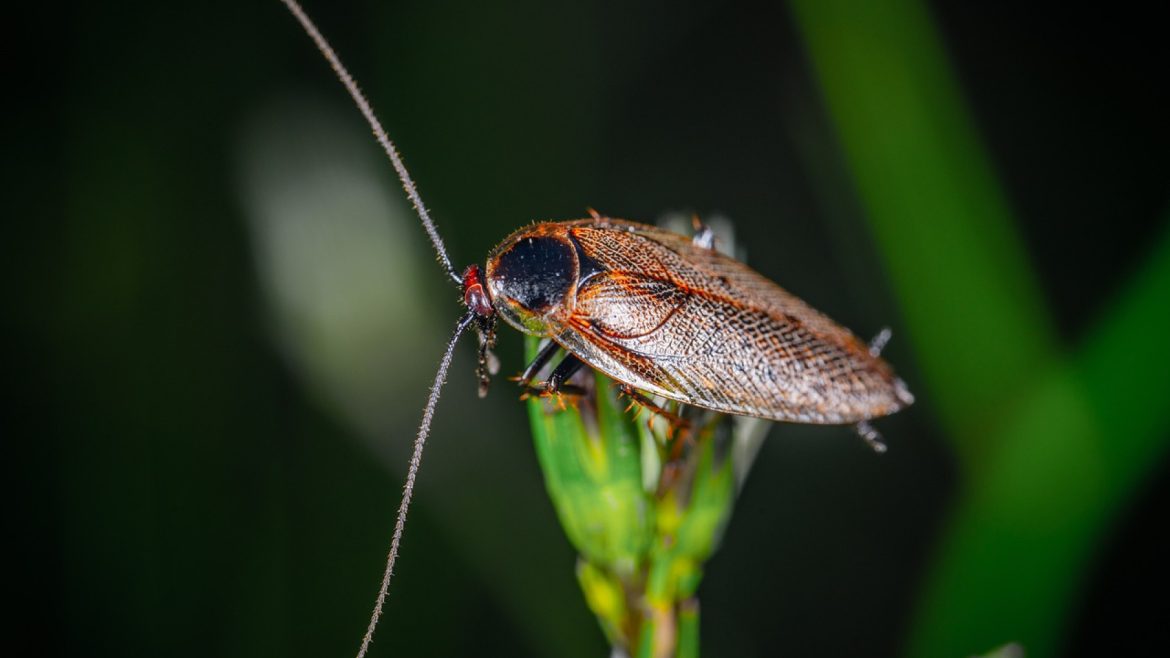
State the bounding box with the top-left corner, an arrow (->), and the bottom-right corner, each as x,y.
521,353 -> 588,400
519,382 -> 587,401
868,327 -> 893,357
475,320 -> 499,398
515,339 -> 561,388
855,420 -> 888,454
618,384 -> 692,433
545,353 -> 585,394
691,215 -> 716,250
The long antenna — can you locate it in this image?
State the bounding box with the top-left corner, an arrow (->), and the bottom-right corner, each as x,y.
277,1 -> 474,654
357,312 -> 474,658
280,0 -> 462,285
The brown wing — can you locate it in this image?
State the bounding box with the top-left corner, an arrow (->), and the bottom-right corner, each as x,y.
552,219 -> 912,424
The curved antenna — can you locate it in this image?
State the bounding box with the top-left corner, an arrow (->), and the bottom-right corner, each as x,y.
280,0 -> 462,285
358,311 -> 474,658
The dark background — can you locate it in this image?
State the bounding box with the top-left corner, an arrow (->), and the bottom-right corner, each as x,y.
8,1 -> 1168,656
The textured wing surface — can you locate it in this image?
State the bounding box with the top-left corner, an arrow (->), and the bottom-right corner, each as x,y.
555,219 -> 911,424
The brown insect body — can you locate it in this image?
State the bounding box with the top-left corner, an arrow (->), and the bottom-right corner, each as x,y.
278,3 -> 913,652
482,216 -> 913,425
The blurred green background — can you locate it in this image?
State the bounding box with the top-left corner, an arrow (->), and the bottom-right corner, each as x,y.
8,0 -> 1168,656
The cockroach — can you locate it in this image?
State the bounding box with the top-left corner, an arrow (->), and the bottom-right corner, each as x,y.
278,1 -> 913,655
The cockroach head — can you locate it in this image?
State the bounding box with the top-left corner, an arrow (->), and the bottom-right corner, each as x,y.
461,264 -> 494,319
461,264 -> 499,397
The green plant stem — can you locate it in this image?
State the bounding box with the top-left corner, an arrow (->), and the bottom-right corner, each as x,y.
528,337 -> 742,657
677,598 -> 700,658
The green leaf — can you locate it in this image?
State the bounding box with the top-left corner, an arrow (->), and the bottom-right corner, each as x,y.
791,0 -> 1170,655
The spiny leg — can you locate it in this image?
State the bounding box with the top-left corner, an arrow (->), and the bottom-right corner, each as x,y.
875,327 -> 915,408
633,394 -> 703,493
475,317 -> 498,398
618,385 -> 692,435
855,420 -> 888,454
691,215 -> 716,250
520,352 -> 589,400
545,353 -> 585,393
869,327 -> 892,357
859,327 -> 895,454
515,339 -> 561,388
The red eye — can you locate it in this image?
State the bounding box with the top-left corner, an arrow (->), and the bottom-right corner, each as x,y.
461,265 -> 494,317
